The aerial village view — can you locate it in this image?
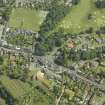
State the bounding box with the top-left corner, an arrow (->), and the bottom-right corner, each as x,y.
0,0 -> 105,105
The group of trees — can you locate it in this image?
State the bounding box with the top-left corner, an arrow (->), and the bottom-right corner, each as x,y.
0,0 -> 12,24
33,1 -> 71,56
55,46 -> 105,66
34,29 -> 66,56
69,47 -> 104,61
96,26 -> 105,34
34,2 -> 71,56
95,0 -> 105,8
0,85 -> 14,105
72,0 -> 80,5
40,4 -> 70,34
0,56 -> 3,65
0,54 -> 29,81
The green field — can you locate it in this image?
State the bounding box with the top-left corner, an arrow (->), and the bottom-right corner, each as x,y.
9,8 -> 48,31
0,76 -> 31,99
57,0 -> 105,34
0,98 -> 6,105
0,76 -> 54,105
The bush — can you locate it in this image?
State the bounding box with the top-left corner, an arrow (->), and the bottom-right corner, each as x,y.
40,4 -> 70,33
0,56 -> 3,65
95,0 -> 105,8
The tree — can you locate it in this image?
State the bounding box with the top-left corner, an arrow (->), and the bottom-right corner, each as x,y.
95,0 -> 105,8
72,0 -> 80,5
34,43 -> 46,56
0,56 -> 3,65
40,4 -> 70,33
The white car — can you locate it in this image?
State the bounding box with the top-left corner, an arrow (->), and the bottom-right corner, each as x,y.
16,46 -> 20,50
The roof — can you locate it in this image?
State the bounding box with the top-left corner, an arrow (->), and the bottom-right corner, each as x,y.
36,71 -> 45,81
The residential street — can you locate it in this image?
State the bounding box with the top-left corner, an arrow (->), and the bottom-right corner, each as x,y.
0,43 -> 105,91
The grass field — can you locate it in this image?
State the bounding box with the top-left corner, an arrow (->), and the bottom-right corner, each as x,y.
92,93 -> 105,105
56,0 -> 105,34
0,76 -> 31,99
0,76 -> 53,105
0,98 -> 6,105
9,8 -> 48,32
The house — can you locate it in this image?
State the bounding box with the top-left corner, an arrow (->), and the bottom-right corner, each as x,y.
65,0 -> 73,6
15,0 -> 34,7
36,71 -> 45,81
0,16 -> 2,20
67,41 -> 75,48
3,0 -> 7,4
0,13 -> 3,21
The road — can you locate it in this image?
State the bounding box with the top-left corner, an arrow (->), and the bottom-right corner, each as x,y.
0,44 -> 105,91
0,25 -> 105,91
0,25 -> 4,39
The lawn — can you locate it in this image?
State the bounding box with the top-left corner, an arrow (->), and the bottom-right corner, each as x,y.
92,93 -> 105,105
0,76 -> 54,105
0,98 -> 6,105
56,0 -> 105,34
0,76 -> 32,99
9,8 -> 48,32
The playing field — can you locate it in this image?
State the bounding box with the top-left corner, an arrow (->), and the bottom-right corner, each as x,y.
9,8 -> 48,32
57,0 -> 105,34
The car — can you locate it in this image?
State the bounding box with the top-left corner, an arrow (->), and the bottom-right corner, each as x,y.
15,46 -> 20,50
